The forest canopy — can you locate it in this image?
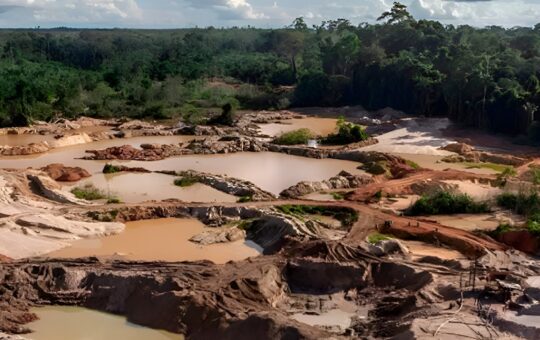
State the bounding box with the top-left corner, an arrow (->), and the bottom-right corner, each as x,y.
1,2 -> 540,137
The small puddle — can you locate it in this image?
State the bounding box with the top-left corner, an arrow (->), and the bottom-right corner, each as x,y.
292,309 -> 355,329
29,306 -> 183,340
258,118 -> 338,137
46,218 -> 261,263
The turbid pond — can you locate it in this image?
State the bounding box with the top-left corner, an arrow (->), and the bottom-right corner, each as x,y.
47,218 -> 261,263
29,306 -> 183,340
0,135 -> 365,201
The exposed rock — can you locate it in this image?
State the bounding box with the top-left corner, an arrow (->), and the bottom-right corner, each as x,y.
190,227 -> 246,245
27,173 -> 90,205
161,170 -> 276,201
0,142 -> 50,156
83,144 -> 188,161
280,171 -> 373,198
441,143 -> 528,166
41,164 -> 91,182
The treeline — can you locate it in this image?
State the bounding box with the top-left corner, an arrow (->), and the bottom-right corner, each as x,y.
1,3 -> 540,137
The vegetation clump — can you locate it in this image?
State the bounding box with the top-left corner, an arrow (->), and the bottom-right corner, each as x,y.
362,161 -> 389,176
174,175 -> 200,187
71,184 -> 107,201
273,128 -> 314,145
496,191 -> 540,236
208,102 -> 237,127
237,195 -> 253,203
406,191 -> 490,216
323,117 -> 369,145
103,164 -> 121,174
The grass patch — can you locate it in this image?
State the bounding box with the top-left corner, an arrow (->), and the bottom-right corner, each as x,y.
368,232 -> 393,244
103,164 -> 121,174
174,175 -> 200,187
273,128 -> 314,145
406,191 -> 490,216
405,160 -> 420,170
107,197 -> 122,204
276,204 -> 358,227
71,184 -> 107,201
464,162 -> 514,173
361,161 -> 389,176
488,223 -> 515,238
331,192 -> 345,200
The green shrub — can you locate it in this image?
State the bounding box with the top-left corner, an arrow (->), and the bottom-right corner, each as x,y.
323,116 -> 369,145
237,195 -> 253,203
103,164 -> 121,174
174,176 -> 199,187
406,191 -> 490,216
71,184 -> 107,201
362,161 -> 389,175
497,192 -> 540,216
107,197 -> 122,204
273,128 -> 314,145
331,192 -> 345,200
488,223 -> 515,238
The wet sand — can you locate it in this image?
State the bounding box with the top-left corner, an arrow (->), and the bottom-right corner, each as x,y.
258,117 -> 338,137
47,218 -> 261,264
401,240 -> 466,260
29,306 -> 183,340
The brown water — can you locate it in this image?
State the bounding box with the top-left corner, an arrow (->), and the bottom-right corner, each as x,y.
0,134 -> 365,198
258,118 -> 338,137
47,218 -> 261,263
64,173 -> 237,204
29,306 -> 183,340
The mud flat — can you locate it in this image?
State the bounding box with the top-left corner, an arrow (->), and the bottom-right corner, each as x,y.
401,240 -> 467,260
29,306 -> 183,340
258,117 -> 338,137
47,218 -> 261,263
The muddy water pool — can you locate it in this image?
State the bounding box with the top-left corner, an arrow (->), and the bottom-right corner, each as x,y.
258,117 -> 338,137
29,306 -> 183,340
47,218 -> 261,264
0,135 -> 365,200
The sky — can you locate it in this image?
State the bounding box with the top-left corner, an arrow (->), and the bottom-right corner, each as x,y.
0,0 -> 539,29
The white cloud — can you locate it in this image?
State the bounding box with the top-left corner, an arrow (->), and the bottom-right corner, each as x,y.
0,0 -> 539,28
0,0 -> 142,25
184,0 -> 266,20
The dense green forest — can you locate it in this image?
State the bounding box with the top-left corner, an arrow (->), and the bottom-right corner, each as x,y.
1,2 -> 540,138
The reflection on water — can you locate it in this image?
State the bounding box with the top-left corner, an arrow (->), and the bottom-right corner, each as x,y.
29,306 -> 183,340
47,218 -> 261,264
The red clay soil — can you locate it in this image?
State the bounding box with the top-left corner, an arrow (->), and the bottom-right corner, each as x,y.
348,169 -> 496,202
498,230 -> 539,254
347,203 -> 507,258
